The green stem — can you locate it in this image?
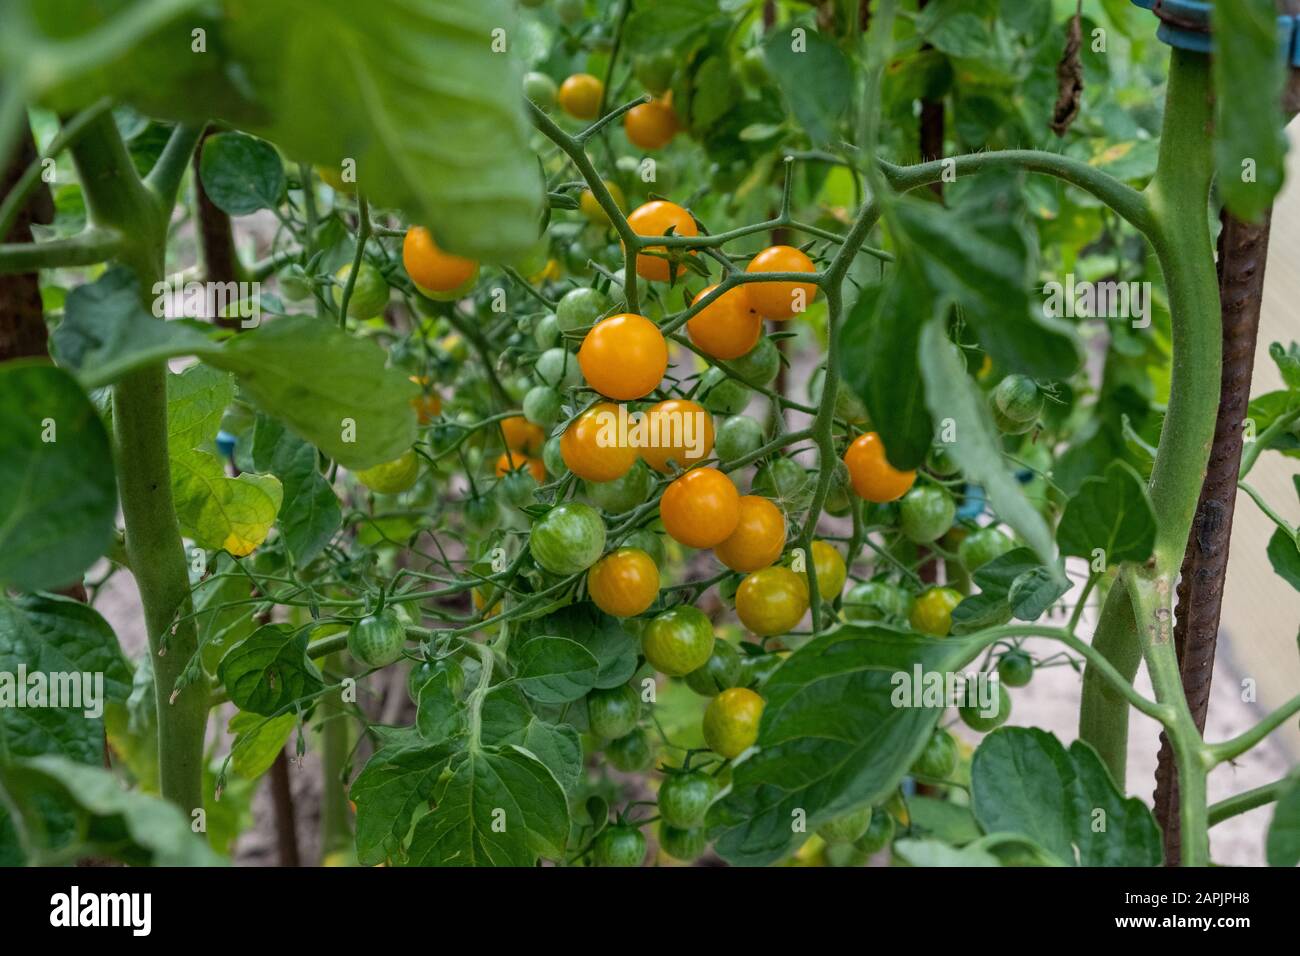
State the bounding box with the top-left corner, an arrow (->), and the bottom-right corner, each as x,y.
1207,693 -> 1300,764
1208,777 -> 1294,827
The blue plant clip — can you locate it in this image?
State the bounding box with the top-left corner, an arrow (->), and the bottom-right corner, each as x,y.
216,429 -> 237,458
1131,0 -> 1299,61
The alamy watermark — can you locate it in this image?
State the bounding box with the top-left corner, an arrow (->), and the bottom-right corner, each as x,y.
593,403 -> 708,458
0,665 -> 105,719
1043,274 -> 1151,329
152,276 -> 262,327
890,665 -> 1003,719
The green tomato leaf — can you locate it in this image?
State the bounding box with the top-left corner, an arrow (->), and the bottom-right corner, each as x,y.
1211,0 -> 1289,223
0,755 -> 224,866
480,685 -> 584,794
403,745 -> 569,866
762,27 -> 852,147
918,320 -> 1056,565
625,0 -> 725,54
520,604 -> 639,689
1056,460 -> 1156,564
894,837 -> 1001,866
194,554 -> 260,675
0,361 -> 117,592
970,727 -> 1161,866
1265,774 -> 1300,867
709,625 -> 986,866
1266,526 -> 1300,591
198,131 -> 285,215
1007,566 -> 1069,622
217,624 -> 324,717
350,738 -> 460,866
416,672 -> 464,743
251,415 -> 341,566
513,636 -> 599,704
1268,341 -> 1300,390
227,711 -> 298,780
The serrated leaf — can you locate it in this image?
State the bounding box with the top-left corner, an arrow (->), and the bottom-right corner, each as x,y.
349,738 -> 459,866
1007,566 -> 1069,621
217,623 -> 324,717
520,604 -> 638,689
513,636 -> 598,704
918,321 -> 1056,565
1057,460 -> 1156,563
0,361 -> 117,591
480,685 -> 583,794
416,672 -> 464,743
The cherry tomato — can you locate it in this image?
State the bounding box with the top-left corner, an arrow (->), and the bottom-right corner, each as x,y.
844,432 -> 916,503
642,605 -> 715,676
658,822 -> 708,862
556,286 -> 610,333
687,284 -> 762,361
347,609 -> 406,667
909,586 -> 963,637
959,683 -> 1012,732
585,459 -> 652,514
658,770 -> 717,829
993,374 -> 1043,424
495,450 -> 545,484
536,347 -> 583,389
605,727 -> 654,772
332,262 -> 389,317
751,457 -> 813,511
714,414 -> 765,465
729,336 -> 781,386
702,686 -> 764,758
910,728 -> 957,780
579,181 -> 626,225
639,399 -> 715,473
403,226 -> 478,297
745,245 -> 818,319
659,467 -> 741,548
587,547 -> 660,617
408,376 -> 442,425
523,385 -> 561,428
899,485 -> 956,544
997,649 -> 1034,687
714,495 -> 786,573
856,807 -> 895,855
842,580 -> 911,623
528,502 -> 606,575
500,415 -> 546,455
578,313 -> 668,400
624,97 -> 677,150
586,683 -> 641,739
522,70 -> 557,110
684,639 -> 743,696
735,566 -> 808,636
407,655 -> 465,703
558,73 -> 603,119
804,540 -> 847,599
592,824 -> 646,867
626,200 -> 697,281
959,527 -> 1015,574
561,402 -> 638,482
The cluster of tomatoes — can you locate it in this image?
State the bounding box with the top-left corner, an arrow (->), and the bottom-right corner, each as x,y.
322,36 -> 1053,865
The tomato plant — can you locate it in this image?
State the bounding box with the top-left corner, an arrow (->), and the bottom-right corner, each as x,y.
0,0 -> 1297,879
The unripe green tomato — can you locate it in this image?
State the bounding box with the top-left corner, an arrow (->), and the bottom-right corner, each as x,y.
608,266 -> 646,306
605,727 -> 654,772
700,367 -> 752,415
503,374 -> 531,404
279,263 -> 313,301
855,807 -> 895,855
542,435 -> 566,477
842,580 -> 911,623
407,655 -> 466,703
529,502 -> 606,575
536,347 -> 582,388
729,336 -> 781,386
991,403 -> 1036,435
585,460 -> 652,514
634,49 -> 676,95
714,415 -> 764,465
500,468 -> 538,507
959,683 -> 1012,732
899,485 -> 956,544
347,609 -> 406,668
556,286 -> 610,333
658,770 -> 718,829
592,824 -> 646,867
465,495 -> 501,535
684,639 -> 743,696
993,374 -> 1043,423
927,444 -> 959,476
586,683 -> 640,740
910,728 -> 957,780
817,804 -> 873,844
523,385 -> 562,428
522,71 -> 557,110
997,649 -> 1034,688
555,0 -> 584,27
958,527 -> 1015,574
739,46 -> 771,87
332,262 -> 390,318
534,313 -> 561,348
739,651 -> 782,687
658,822 -> 708,862
623,528 -> 666,569
752,458 -> 813,511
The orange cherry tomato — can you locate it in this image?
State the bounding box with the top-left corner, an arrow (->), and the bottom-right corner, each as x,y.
403,226 -> 478,295
558,73 -> 604,119
578,313 -> 668,401
587,547 -> 660,618
687,285 -> 763,361
624,97 -> 677,150
561,402 -> 638,482
745,245 -> 818,320
660,468 -> 740,549
496,451 -> 545,483
500,415 -> 545,455
714,495 -> 786,573
626,200 -> 697,282
639,399 -> 715,474
844,431 -> 916,503
408,375 -> 442,425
